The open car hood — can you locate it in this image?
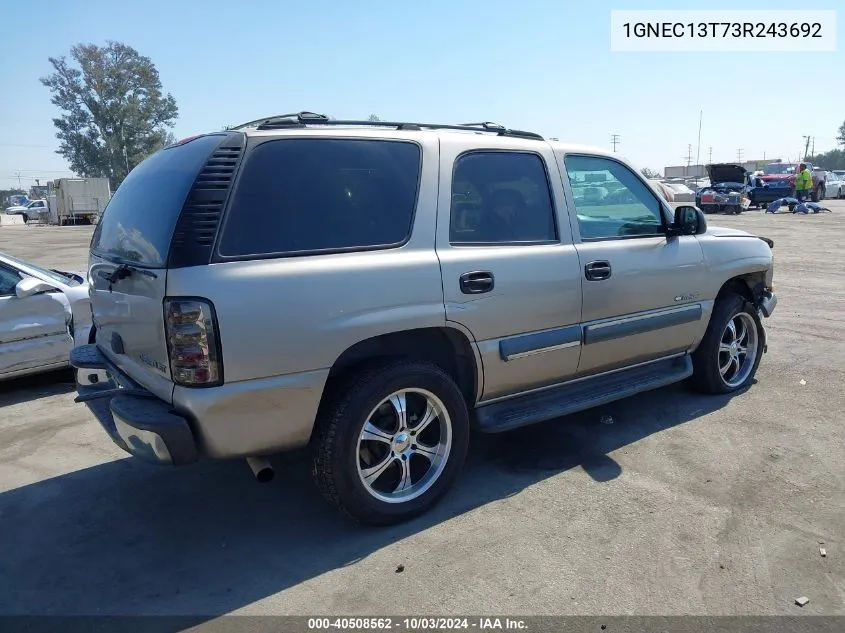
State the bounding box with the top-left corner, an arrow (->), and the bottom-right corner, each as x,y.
706,163 -> 748,184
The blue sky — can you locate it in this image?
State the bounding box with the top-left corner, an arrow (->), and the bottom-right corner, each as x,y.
0,0 -> 842,190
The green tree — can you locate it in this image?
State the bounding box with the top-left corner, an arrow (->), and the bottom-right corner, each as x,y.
807,148 -> 845,170
837,120 -> 845,147
641,167 -> 661,179
368,114 -> 381,121
40,41 -> 179,189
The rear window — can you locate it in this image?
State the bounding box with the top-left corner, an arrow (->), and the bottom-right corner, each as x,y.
217,138 -> 421,258
90,134 -> 226,267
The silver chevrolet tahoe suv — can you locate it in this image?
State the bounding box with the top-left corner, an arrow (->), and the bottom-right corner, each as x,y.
71,113 -> 777,525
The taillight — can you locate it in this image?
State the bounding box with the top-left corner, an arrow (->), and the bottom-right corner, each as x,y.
164,298 -> 222,387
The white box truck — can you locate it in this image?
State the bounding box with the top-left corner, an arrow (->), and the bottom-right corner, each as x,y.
47,178 -> 112,225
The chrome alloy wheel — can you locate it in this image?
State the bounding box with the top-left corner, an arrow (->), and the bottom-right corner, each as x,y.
356,388 -> 452,504
718,312 -> 759,388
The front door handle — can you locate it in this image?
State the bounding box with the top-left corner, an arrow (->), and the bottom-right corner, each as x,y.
585,260 -> 612,281
459,271 -> 494,294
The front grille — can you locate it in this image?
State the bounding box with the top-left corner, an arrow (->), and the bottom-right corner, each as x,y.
169,137 -> 245,267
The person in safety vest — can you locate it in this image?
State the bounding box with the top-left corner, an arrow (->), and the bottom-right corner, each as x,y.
794,163 -> 813,203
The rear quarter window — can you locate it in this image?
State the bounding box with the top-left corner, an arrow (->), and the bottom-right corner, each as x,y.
90,134 -> 227,267
217,138 -> 421,258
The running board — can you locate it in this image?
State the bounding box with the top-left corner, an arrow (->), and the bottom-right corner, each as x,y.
474,355 -> 693,433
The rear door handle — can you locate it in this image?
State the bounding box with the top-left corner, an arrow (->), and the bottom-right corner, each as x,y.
585,260 -> 612,281
459,271 -> 494,294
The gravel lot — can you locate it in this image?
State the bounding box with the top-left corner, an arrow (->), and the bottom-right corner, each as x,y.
1,205 -> 843,617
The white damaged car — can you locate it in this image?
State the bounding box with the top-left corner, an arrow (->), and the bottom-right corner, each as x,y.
0,252 -> 103,383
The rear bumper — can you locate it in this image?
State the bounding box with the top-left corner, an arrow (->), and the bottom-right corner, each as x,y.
70,344 -> 198,465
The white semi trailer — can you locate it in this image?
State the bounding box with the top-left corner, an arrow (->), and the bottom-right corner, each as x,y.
46,178 -> 112,225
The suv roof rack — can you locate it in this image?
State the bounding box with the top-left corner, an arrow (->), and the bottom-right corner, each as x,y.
229,112 -> 544,141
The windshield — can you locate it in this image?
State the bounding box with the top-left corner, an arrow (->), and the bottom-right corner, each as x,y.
764,163 -> 797,175
0,252 -> 80,286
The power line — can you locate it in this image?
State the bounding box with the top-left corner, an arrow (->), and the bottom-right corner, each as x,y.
3,169 -> 75,174
610,134 -> 620,152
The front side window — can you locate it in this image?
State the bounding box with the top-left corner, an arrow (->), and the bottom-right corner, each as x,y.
564,155 -> 665,241
0,265 -> 23,296
218,139 -> 421,258
449,152 -> 557,245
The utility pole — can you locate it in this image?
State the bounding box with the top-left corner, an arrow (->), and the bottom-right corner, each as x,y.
685,144 -> 693,178
736,148 -> 743,163
14,171 -> 22,190
708,147 -> 713,164
811,137 -> 815,157
695,110 -> 702,177
610,134 -> 620,152
802,136 -> 811,160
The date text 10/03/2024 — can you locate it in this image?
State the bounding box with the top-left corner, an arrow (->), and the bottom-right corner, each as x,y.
307,617 -> 528,630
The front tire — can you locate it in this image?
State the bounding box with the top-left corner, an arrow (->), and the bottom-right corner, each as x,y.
312,360 -> 470,525
690,293 -> 764,394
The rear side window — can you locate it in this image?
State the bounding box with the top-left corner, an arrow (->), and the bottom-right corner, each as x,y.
217,139 -> 421,258
90,134 -> 227,267
449,152 -> 557,245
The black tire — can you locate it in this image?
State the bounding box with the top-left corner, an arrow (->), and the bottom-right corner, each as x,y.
812,186 -> 822,202
312,360 -> 470,525
21,213 -> 28,224
690,293 -> 764,394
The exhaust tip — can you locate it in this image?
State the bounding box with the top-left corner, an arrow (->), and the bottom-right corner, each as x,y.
255,467 -> 274,483
246,456 -> 274,483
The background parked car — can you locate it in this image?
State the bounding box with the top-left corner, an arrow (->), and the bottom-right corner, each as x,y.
760,161 -> 825,201
822,171 -> 843,198
662,182 -> 696,202
696,164 -> 752,214
4,200 -> 48,224
0,252 -> 102,382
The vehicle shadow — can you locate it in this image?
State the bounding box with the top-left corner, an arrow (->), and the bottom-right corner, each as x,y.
0,382 -> 741,617
0,369 -> 76,407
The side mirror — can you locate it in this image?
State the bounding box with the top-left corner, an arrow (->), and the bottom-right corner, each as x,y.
15,277 -> 57,298
670,205 -> 707,237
